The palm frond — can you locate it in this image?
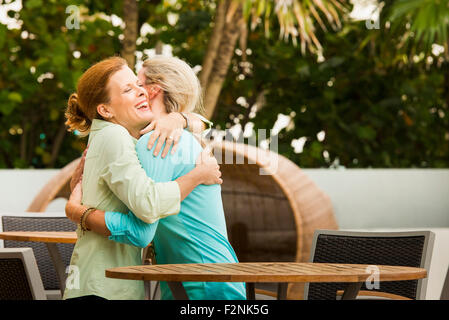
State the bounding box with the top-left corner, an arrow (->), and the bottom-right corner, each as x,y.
240,0 -> 350,54
388,0 -> 449,54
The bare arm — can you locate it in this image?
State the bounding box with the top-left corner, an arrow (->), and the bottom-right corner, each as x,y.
140,112 -> 211,158
66,193 -> 155,248
65,167 -> 204,237
65,182 -> 110,236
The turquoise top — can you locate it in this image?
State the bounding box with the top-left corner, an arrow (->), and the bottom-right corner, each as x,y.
105,130 -> 246,300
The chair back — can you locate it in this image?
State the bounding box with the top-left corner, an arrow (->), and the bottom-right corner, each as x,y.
1,214 -> 76,290
304,230 -> 435,300
0,248 -> 46,300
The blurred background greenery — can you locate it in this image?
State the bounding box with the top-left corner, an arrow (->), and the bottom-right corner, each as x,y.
0,0 -> 448,169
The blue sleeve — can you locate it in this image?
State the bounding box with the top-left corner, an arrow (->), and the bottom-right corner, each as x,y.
105,211 -> 158,248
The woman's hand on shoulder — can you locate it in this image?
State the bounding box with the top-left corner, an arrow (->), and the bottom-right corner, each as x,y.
139,112 -> 185,158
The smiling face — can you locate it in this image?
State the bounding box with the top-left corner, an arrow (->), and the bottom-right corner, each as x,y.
137,67 -> 167,119
99,66 -> 154,137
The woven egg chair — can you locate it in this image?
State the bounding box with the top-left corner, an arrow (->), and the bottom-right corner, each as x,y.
27,141 -> 338,299
209,140 -> 338,299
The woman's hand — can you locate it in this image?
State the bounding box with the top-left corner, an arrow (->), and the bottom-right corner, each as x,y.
70,147 -> 88,192
69,180 -> 83,206
195,147 -> 223,185
65,180 -> 85,223
139,112 -> 186,158
175,146 -> 222,200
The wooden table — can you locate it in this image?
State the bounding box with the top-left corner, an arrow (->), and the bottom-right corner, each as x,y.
0,231 -> 77,294
106,262 -> 427,300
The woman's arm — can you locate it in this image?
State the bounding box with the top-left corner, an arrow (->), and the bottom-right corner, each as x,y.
98,127 -> 180,224
176,147 -> 222,199
99,126 -> 221,223
66,155 -> 220,247
140,112 -> 212,158
65,181 -> 110,236
66,202 -> 156,248
99,124 -> 214,224
66,200 -> 110,236
69,125 -> 221,225
66,181 -> 156,248
66,131 -> 221,246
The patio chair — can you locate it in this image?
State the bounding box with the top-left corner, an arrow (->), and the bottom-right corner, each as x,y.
1,214 -> 77,299
441,267 -> 449,300
0,248 -> 46,300
304,230 -> 435,300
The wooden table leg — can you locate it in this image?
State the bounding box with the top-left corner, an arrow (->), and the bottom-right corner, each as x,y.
167,281 -> 189,300
341,282 -> 363,300
144,280 -> 152,300
142,247 -> 152,300
246,282 -> 256,300
277,283 -> 288,300
45,243 -> 67,296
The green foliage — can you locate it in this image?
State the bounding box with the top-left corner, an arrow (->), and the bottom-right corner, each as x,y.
388,0 -> 449,52
0,0 -> 447,169
0,0 -> 123,168
212,20 -> 449,168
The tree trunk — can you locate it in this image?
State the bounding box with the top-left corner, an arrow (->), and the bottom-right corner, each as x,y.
203,4 -> 244,120
199,0 -> 228,89
26,123 -> 37,165
49,121 -> 67,168
0,147 -> 13,168
444,40 -> 449,110
122,0 -> 138,69
155,40 -> 163,54
20,120 -> 27,162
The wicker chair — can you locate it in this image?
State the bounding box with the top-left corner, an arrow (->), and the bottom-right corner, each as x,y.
26,141 -> 338,299
1,214 -> 77,299
304,230 -> 435,300
211,141 -> 338,298
0,248 -> 46,300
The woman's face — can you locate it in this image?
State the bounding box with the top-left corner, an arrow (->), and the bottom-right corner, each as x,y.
105,66 -> 154,132
137,68 -> 167,119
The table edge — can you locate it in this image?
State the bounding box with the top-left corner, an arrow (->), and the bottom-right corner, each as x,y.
105,267 -> 427,283
0,231 -> 77,244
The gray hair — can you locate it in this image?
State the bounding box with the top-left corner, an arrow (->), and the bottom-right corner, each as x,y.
142,55 -> 204,114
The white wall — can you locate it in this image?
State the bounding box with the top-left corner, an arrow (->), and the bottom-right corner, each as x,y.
2,169 -> 448,228
304,169 -> 449,229
0,169 -> 65,213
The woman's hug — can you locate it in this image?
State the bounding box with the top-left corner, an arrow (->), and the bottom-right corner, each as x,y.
63,55 -> 246,300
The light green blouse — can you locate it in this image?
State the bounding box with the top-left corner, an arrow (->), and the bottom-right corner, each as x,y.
63,119 -> 181,300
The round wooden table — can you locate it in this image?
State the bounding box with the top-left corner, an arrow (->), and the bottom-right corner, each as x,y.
0,231 -> 77,294
106,262 -> 427,300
